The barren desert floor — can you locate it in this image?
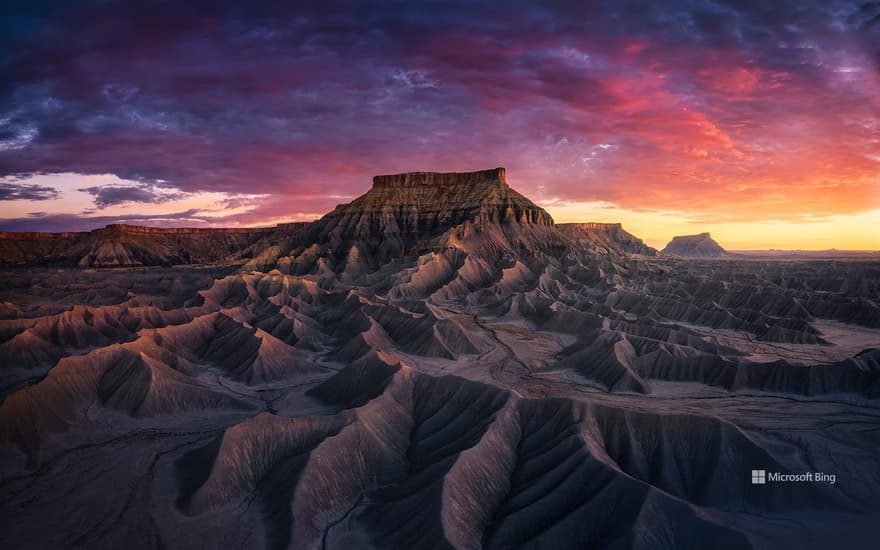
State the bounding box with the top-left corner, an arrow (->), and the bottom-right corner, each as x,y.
1,253 -> 879,550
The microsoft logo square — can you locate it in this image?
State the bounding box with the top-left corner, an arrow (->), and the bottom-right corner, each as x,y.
751,470 -> 766,485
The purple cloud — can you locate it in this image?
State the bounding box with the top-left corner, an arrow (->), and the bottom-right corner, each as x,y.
0,182 -> 59,201
0,1 -> 877,228
78,183 -> 186,208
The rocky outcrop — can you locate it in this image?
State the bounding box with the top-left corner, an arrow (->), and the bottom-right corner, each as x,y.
270,167 -> 560,271
329,167 -> 553,230
662,232 -> 727,257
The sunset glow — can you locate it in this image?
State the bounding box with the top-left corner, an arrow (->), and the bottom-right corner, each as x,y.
1,2 -> 878,249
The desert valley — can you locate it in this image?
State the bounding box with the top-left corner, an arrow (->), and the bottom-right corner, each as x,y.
1,168 -> 878,549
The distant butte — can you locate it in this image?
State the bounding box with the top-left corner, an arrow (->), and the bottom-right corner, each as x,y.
662,232 -> 727,257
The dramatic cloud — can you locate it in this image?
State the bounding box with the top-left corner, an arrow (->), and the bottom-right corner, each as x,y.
78,183 -> 186,208
0,1 -> 878,244
0,182 -> 59,201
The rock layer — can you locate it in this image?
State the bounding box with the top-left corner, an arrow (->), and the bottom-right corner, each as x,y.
558,222 -> 657,256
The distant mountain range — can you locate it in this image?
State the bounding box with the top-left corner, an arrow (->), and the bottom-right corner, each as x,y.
734,249 -> 880,258
0,222 -> 307,267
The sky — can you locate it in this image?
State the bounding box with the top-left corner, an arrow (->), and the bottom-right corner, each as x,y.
1,1 -> 879,250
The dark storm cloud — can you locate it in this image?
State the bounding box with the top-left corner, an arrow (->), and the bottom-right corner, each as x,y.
78,183 -> 186,208
0,0 -> 878,227
0,182 -> 60,201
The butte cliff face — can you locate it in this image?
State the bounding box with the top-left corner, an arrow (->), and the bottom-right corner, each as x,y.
257,167 -> 566,273
662,231 -> 727,257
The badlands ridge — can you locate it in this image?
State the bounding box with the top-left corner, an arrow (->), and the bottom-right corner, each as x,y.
1,168 -> 879,549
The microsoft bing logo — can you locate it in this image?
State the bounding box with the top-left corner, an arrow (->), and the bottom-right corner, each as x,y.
751,470 -> 766,485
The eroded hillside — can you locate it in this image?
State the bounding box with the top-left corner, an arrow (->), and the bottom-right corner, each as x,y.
2,169 -> 879,549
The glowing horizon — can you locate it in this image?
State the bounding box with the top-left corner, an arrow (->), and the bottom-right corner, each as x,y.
1,3 -> 878,250
0,170 -> 878,251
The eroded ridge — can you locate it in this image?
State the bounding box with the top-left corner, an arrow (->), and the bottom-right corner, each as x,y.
1,168 -> 879,549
